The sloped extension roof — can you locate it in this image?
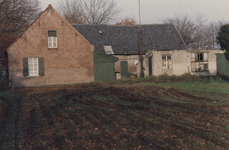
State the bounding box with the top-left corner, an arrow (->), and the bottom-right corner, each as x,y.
73,24 -> 188,55
94,51 -> 118,64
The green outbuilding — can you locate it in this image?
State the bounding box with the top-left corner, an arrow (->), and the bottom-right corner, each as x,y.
216,53 -> 229,75
94,51 -> 119,81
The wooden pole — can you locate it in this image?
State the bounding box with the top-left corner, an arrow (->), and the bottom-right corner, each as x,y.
138,0 -> 144,78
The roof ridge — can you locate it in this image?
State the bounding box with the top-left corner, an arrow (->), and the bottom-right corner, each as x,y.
7,5 -> 52,49
72,24 -> 173,27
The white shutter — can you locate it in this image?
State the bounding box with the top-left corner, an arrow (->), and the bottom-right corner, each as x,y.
191,53 -> 195,61
204,53 -> 208,61
191,62 -> 195,72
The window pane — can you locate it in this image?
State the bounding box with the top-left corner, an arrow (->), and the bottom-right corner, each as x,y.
48,37 -> 53,48
28,58 -> 33,64
199,53 -> 203,61
48,31 -> 58,48
104,45 -> 114,54
168,60 -> 172,69
162,60 -> 167,69
195,62 -> 200,71
53,37 -> 57,48
48,31 -> 57,37
28,58 -> 38,76
162,55 -> 166,59
200,62 -> 204,71
167,56 -> 171,60
34,59 -> 38,64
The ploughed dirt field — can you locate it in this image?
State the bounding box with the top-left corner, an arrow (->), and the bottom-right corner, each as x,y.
0,81 -> 229,150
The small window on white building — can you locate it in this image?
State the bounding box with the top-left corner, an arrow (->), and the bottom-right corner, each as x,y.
48,30 -> 57,48
104,45 -> 114,54
28,57 -> 39,76
191,52 -> 208,72
162,55 -> 172,69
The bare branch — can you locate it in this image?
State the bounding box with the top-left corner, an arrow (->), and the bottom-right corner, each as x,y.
116,16 -> 137,25
57,0 -> 121,24
0,0 -> 41,36
161,14 -> 226,49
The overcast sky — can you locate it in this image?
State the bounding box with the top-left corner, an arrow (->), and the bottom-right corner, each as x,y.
40,0 -> 229,24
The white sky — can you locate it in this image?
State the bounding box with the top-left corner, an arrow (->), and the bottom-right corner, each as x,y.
40,0 -> 229,24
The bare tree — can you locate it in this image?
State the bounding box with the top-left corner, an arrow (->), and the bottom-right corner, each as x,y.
57,0 -> 85,24
161,15 -> 198,49
0,0 -> 40,68
161,14 -> 225,49
206,22 -> 221,49
196,20 -> 227,49
0,0 -> 41,36
57,0 -> 121,24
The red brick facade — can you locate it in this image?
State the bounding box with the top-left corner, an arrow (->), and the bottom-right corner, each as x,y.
7,5 -> 94,87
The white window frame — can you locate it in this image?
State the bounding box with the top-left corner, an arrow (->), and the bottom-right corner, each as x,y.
162,55 -> 172,69
48,30 -> 58,48
103,45 -> 114,54
191,52 -> 208,72
28,57 -> 39,76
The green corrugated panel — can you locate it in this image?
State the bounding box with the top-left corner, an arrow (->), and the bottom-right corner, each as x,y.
94,63 -> 104,81
94,51 -> 118,81
104,63 -> 115,80
217,54 -> 222,74
121,61 -> 128,77
216,53 -> 229,75
94,63 -> 116,81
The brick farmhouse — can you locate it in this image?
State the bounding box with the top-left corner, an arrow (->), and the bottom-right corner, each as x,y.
7,5 -> 94,87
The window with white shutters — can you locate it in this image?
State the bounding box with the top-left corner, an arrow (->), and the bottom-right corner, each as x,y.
48,31 -> 57,48
191,52 -> 208,72
28,58 -> 39,76
162,55 -> 172,69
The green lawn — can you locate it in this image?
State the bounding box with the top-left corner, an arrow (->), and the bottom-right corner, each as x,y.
156,79 -> 229,94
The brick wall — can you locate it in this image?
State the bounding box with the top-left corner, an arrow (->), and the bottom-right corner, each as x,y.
7,5 -> 94,87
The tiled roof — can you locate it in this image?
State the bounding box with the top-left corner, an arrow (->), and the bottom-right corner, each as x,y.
73,24 -> 188,55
